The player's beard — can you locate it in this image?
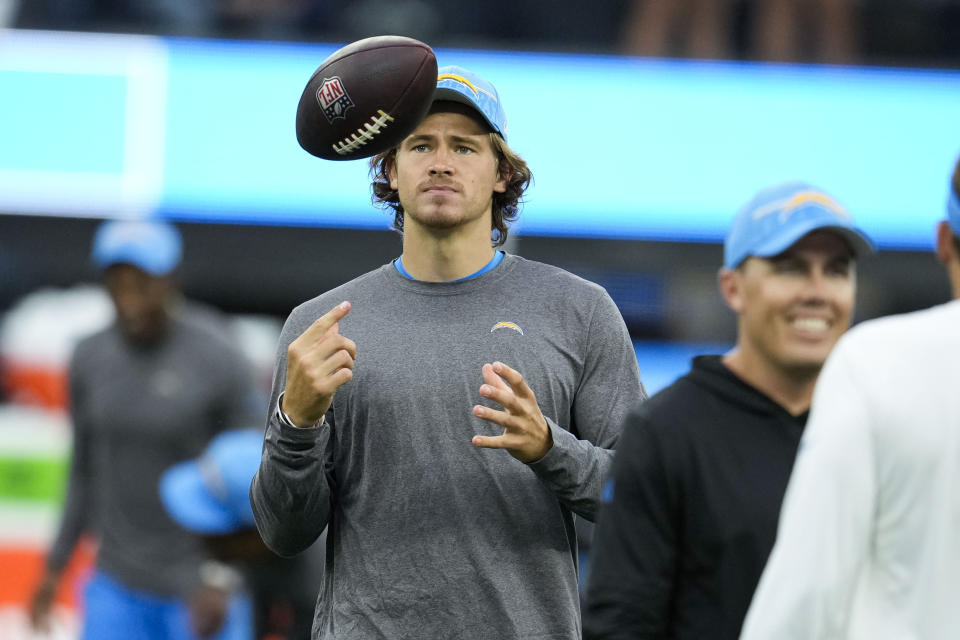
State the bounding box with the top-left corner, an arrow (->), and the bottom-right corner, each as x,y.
404,197 -> 492,235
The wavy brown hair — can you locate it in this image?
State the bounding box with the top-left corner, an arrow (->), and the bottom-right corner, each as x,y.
953,155 -> 960,251
369,133 -> 532,247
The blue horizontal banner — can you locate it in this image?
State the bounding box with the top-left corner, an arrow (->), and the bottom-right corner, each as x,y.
2,30 -> 959,249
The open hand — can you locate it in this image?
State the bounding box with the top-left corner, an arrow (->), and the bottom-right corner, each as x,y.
471,361 -> 553,463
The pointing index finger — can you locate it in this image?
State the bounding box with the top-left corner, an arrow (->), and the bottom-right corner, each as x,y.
303,301 -> 351,342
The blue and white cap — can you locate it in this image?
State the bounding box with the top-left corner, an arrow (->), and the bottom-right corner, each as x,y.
948,180 -> 960,236
92,219 -> 182,276
435,65 -> 508,140
160,429 -> 264,535
724,181 -> 875,269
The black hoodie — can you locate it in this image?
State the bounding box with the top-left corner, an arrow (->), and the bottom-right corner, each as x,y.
583,355 -> 808,640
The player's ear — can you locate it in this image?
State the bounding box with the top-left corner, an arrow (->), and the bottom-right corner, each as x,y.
718,267 -> 745,313
490,139 -> 509,194
387,151 -> 399,191
935,220 -> 955,266
494,161 -> 508,194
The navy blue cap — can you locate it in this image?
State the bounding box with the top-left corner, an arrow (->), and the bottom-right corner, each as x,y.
160,429 -> 263,535
724,181 -> 875,269
435,65 -> 508,140
92,220 -> 182,276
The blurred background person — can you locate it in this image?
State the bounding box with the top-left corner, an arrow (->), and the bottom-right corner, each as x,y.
619,0 -> 862,63
752,0 -> 861,64
8,0 -> 959,64
582,182 -> 874,639
217,0 -> 307,40
29,219 -> 264,640
740,158 -> 960,639
161,428 -> 323,640
620,0 -> 735,60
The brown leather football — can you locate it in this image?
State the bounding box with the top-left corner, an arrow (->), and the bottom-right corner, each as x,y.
295,35 -> 438,161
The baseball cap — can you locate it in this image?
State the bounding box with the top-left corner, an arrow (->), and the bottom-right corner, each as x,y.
92,219 -> 182,276
160,429 -> 264,535
948,182 -> 960,236
724,181 -> 875,269
434,65 -> 508,140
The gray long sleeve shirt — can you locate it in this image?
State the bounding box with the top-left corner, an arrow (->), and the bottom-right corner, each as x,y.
48,307 -> 261,596
251,255 -> 645,639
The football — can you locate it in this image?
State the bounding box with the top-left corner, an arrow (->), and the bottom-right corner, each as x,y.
295,35 -> 438,161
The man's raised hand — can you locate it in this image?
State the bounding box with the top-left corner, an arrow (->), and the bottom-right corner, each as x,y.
471,361 -> 553,463
282,302 -> 356,428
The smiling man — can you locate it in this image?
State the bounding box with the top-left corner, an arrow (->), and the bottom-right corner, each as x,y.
582,182 -> 874,640
740,157 -> 960,640
251,66 -> 645,639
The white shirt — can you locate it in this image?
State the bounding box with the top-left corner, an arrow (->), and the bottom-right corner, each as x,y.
741,299 -> 960,640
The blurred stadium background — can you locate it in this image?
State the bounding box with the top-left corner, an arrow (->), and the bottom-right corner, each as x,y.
1,1 -> 959,636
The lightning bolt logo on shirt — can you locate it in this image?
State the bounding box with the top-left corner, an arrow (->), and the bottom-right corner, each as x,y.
490,322 -> 524,335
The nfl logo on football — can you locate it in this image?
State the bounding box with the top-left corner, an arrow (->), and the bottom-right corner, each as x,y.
316,76 -> 355,122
